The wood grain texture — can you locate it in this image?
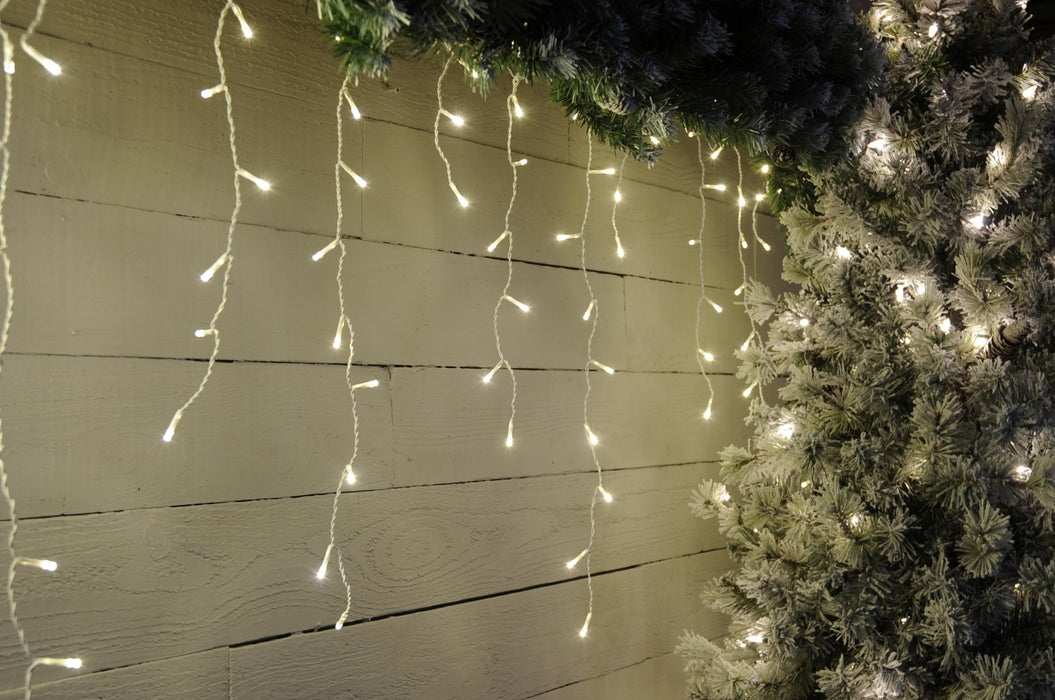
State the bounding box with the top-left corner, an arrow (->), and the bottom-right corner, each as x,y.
227,553 -> 732,699
531,653 -> 687,700
0,465 -> 721,691
391,368 -> 751,487
0,648 -> 229,700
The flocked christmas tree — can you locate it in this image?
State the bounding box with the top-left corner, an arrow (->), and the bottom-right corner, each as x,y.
679,0 -> 1055,697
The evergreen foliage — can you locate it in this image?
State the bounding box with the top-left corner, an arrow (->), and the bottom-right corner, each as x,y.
679,1 -> 1055,697
316,0 -> 880,171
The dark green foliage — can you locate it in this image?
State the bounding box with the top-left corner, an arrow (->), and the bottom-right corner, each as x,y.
317,0 -> 881,172
681,1 -> 1055,697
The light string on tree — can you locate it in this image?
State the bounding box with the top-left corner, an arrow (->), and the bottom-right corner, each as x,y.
691,137 -> 717,422
732,148 -> 760,400
565,135 -> 617,639
433,55 -> 468,208
311,73 -> 377,631
162,0 -> 267,444
609,154 -> 628,258
0,2 -> 81,696
482,76 -> 528,448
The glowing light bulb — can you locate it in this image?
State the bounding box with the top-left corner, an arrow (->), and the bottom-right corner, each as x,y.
566,548 -> 589,569
737,195 -> 747,208
584,423 -> 599,446
482,361 -> 503,384
332,317 -> 345,349
968,213 -> 986,229
588,167 -> 617,175
757,237 -> 772,252
350,379 -> 380,390
231,3 -> 253,37
775,421 -> 796,440
339,162 -> 368,188
613,190 -> 623,203
742,381 -> 758,398
513,158 -> 528,166
502,295 -> 530,313
556,233 -> 581,242
616,241 -> 626,258
505,419 -> 514,448
895,285 -> 906,303
850,513 -> 861,527
335,612 -> 348,630
649,135 -> 660,145
454,190 -> 469,208
579,612 -> 592,638
590,360 -> 615,375
801,480 -> 811,489
760,164 -> 771,174
201,84 -> 224,99
718,487 -> 731,503
754,193 -> 765,202
36,658 -> 82,670
342,90 -> 362,120
22,42 -> 62,75
194,328 -> 214,338
162,410 -> 183,443
686,129 -> 696,138
740,236 -> 748,250
487,230 -> 511,253
899,616 -> 909,624
740,330 -> 755,352
1022,84 -> 1039,100
709,147 -> 722,160
582,300 -> 595,321
570,112 -> 579,121
597,485 -> 613,503
316,544 -> 333,579
439,109 -> 465,126
973,333 -> 990,349
707,299 -> 723,314
1013,464 -> 1032,482
237,169 -> 271,191
312,239 -> 339,262
734,284 -> 745,296
471,69 -> 480,79
703,397 -> 713,420
867,137 -> 888,151
928,22 -> 939,38
688,239 -> 698,246
698,349 -> 715,362
746,633 -> 763,644
799,318 -> 810,327
940,317 -> 952,333
345,468 -> 356,486
200,252 -> 228,282
511,95 -> 524,118
704,184 -> 727,191
835,246 -> 853,260
16,557 -> 58,572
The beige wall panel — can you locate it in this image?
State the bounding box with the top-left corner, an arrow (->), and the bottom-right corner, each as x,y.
391,368 -> 749,486
1,355 -> 393,518
228,553 -> 733,699
533,652 -> 687,700
0,648 -> 229,700
0,467 -> 719,691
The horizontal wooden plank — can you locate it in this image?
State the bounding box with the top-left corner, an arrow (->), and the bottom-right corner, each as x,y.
228,552 -> 732,699
532,653 -> 686,700
391,368 -> 751,487
2,354 -> 394,517
0,648 -> 229,700
4,194 -> 625,368
0,465 -> 723,690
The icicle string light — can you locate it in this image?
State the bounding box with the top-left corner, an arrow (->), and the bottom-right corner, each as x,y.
610,154 -> 628,258
313,73 -> 379,631
733,148 -> 760,400
566,135 -> 615,639
0,2 -> 82,696
433,55 -> 468,207
163,0 -> 263,444
692,138 -> 717,422
484,77 -> 524,448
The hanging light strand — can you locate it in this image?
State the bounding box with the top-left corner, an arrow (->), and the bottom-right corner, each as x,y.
433,55 -> 468,207
610,154 -> 628,258
0,3 -> 82,696
568,135 -> 615,639
484,77 -> 525,448
163,0 -> 265,444
313,73 -> 380,631
733,148 -> 760,400
693,138 -> 717,421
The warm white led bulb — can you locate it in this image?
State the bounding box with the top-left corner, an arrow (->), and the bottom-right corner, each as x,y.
487,230 -> 511,253
342,90 -> 362,120
22,44 -> 61,75
588,167 -> 616,175
584,423 -> 600,446
835,246 -> 853,260
698,349 -> 715,362
613,189 -> 623,203
775,421 -> 796,440
350,379 -> 381,390
597,485 -> 613,503
482,361 -> 503,384
162,410 -> 183,443
439,109 -> 465,126
702,397 -> 713,421
968,213 -> 986,229
316,544 -> 333,580
704,184 -> 727,191
867,137 -> 888,151
505,419 -> 514,448
801,480 -> 811,489
511,95 -> 524,118
709,147 -> 723,160
928,22 -> 939,38
332,316 -> 345,349
231,3 -> 253,38
513,158 -> 528,166
237,169 -> 271,191
616,242 -> 626,259
742,381 -> 758,398
335,612 -> 348,630
649,135 -> 660,145
566,548 -> 589,569
746,633 -> 764,644
707,298 -> 723,314
312,239 -> 340,262
339,162 -> 367,188
582,300 -> 595,321
502,295 -> 531,313
194,329 -> 214,338
740,330 -> 756,352
737,195 -> 747,208
754,193 -> 765,202
760,164 -> 771,174
688,239 -> 698,246
939,317 -> 952,334
850,513 -> 862,527
757,237 -> 772,252
1013,464 -> 1033,482
799,318 -> 811,327
345,467 -> 356,486
734,284 -> 745,296
449,183 -> 469,208
16,557 -> 58,572
1022,83 -> 1039,100
590,360 -> 616,375
36,658 -> 82,670
555,233 -> 581,242
200,252 -> 228,282
579,612 -> 592,638
201,84 -> 224,99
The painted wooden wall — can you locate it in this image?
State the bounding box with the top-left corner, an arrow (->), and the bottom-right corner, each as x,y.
0,0 -> 783,697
